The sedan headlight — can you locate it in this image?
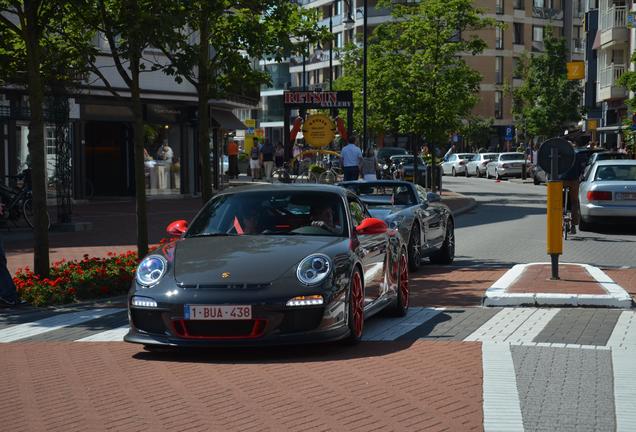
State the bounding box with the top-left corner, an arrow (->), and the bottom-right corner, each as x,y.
136,255 -> 167,287
297,254 -> 332,285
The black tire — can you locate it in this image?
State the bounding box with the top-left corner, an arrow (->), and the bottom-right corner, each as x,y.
533,175 -> 540,185
452,167 -> 457,177
465,168 -> 469,177
344,268 -> 364,345
23,198 -> 51,230
430,219 -> 455,265
389,248 -> 409,317
579,215 -> 593,232
495,170 -> 501,181
408,223 -> 422,272
477,168 -> 482,178
485,169 -> 490,179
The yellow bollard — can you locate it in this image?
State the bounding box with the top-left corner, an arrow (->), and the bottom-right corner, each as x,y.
546,181 -> 563,255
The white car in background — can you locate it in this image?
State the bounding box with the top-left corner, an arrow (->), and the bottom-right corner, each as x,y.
485,152 -> 526,180
578,160 -> 636,231
465,153 -> 498,177
441,153 -> 475,176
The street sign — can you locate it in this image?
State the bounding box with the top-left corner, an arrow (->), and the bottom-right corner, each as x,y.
537,137 -> 575,177
505,126 -> 514,141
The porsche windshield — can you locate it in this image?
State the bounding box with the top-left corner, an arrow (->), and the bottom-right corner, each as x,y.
341,184 -> 416,206
186,191 -> 347,237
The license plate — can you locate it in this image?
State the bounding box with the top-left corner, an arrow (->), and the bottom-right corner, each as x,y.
512,163 -> 521,167
616,192 -> 636,200
184,305 -> 252,320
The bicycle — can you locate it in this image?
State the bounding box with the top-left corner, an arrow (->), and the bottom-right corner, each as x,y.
272,162 -> 293,184
562,185 -> 572,240
318,164 -> 343,184
0,169 -> 51,230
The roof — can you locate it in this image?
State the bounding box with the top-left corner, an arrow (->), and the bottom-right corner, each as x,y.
592,160 -> 636,166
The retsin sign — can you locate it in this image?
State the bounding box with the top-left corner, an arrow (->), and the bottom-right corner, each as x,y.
283,91 -> 352,108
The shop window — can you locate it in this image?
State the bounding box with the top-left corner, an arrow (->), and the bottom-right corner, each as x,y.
144,124 -> 182,195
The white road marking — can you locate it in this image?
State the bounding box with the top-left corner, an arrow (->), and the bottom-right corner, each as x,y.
606,311 -> 636,350
74,325 -> 130,342
612,349 -> 636,432
0,308 -> 126,343
362,307 -> 443,341
482,343 -> 524,432
464,308 -> 559,344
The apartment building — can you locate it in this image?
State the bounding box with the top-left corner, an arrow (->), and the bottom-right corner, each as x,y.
259,0 -> 584,149
589,0 -> 630,148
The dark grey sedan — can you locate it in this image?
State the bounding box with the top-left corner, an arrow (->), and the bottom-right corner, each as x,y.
338,180 -> 455,271
125,184 -> 408,348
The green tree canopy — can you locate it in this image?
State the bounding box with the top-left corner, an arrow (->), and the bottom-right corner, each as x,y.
511,27 -> 582,141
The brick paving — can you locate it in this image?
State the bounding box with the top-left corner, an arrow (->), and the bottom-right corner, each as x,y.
604,268 -> 636,299
507,264 -> 607,295
0,340 -> 483,432
409,265 -> 505,307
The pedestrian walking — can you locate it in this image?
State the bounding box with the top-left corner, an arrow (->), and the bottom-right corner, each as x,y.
341,135 -> 363,181
361,148 -> 378,181
249,144 -> 260,181
260,140 -> 275,181
227,140 -> 239,179
0,205 -> 17,307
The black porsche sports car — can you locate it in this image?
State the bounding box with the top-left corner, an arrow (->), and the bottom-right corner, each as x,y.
338,180 -> 455,271
125,184 -> 408,348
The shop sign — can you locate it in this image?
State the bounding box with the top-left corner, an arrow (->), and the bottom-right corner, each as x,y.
303,114 -> 335,148
283,91 -> 353,108
587,119 -> 598,131
566,62 -> 585,80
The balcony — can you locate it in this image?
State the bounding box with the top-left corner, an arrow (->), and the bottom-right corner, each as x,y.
532,7 -> 563,20
597,64 -> 627,102
599,6 -> 628,47
572,38 -> 584,53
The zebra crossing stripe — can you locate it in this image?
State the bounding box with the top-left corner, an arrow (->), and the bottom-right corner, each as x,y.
464,308 -> 559,343
74,325 -> 130,342
0,308 -> 126,343
362,307 -> 443,341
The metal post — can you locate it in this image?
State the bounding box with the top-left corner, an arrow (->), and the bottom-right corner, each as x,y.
302,42 -> 306,91
329,3 -> 333,91
549,146 -> 560,280
362,0 -> 368,151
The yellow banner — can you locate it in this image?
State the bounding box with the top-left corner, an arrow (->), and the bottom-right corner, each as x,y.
302,114 -> 335,148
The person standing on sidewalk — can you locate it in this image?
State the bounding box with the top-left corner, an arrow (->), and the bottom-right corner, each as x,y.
341,135 -> 363,181
227,140 -> 239,179
260,140 -> 275,181
0,204 -> 18,306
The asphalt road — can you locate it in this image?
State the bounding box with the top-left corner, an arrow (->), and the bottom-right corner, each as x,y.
445,176 -> 636,268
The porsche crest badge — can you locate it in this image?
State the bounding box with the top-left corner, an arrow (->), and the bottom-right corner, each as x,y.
221,272 -> 231,279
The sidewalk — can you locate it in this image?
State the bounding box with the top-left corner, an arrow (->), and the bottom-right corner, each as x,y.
483,262 -> 634,308
3,185 -> 475,274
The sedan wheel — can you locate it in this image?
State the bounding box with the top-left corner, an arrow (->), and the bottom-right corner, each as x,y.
408,223 -> 422,271
390,249 -> 409,317
430,219 -> 455,265
452,167 -> 456,177
345,270 -> 364,344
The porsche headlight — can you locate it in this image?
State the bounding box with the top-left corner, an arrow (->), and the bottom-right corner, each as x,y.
297,254 -> 332,285
388,215 -> 406,229
136,255 -> 167,287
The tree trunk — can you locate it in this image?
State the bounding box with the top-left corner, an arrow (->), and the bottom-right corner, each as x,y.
197,12 -> 212,204
24,2 -> 50,277
130,56 -> 149,258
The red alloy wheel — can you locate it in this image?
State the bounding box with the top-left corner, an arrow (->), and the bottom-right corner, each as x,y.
399,252 -> 409,310
351,271 -> 364,338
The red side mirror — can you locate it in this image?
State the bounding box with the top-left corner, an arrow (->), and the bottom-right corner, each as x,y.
166,220 -> 188,237
356,217 -> 388,235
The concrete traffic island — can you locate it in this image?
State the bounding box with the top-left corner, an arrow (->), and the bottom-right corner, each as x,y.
484,262 -> 633,308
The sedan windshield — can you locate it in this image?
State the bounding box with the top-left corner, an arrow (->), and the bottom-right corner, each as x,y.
186,191 -> 347,237
341,184 -> 416,206
594,165 -> 636,181
500,153 -> 525,161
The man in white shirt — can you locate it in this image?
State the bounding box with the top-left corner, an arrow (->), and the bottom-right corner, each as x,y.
341,135 -> 363,181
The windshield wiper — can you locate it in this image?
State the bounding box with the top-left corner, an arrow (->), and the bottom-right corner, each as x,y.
187,232 -> 236,238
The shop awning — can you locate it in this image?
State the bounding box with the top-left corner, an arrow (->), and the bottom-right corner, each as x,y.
211,109 -> 245,130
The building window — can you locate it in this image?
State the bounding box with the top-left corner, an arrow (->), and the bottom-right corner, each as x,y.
496,56 -> 504,84
514,0 -> 524,9
513,57 -> 522,79
336,32 -> 343,49
533,25 -> 544,42
573,25 -> 583,51
495,91 -> 503,119
496,0 -> 504,14
496,24 -> 504,49
533,0 -> 544,7
514,23 -> 524,44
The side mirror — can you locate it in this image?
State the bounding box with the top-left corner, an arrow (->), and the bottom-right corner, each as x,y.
426,192 -> 442,203
356,217 -> 388,235
167,219 -> 188,237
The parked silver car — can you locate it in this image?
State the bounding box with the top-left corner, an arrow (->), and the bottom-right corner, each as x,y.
465,153 -> 498,177
486,152 -> 526,180
441,153 -> 475,176
578,160 -> 636,230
